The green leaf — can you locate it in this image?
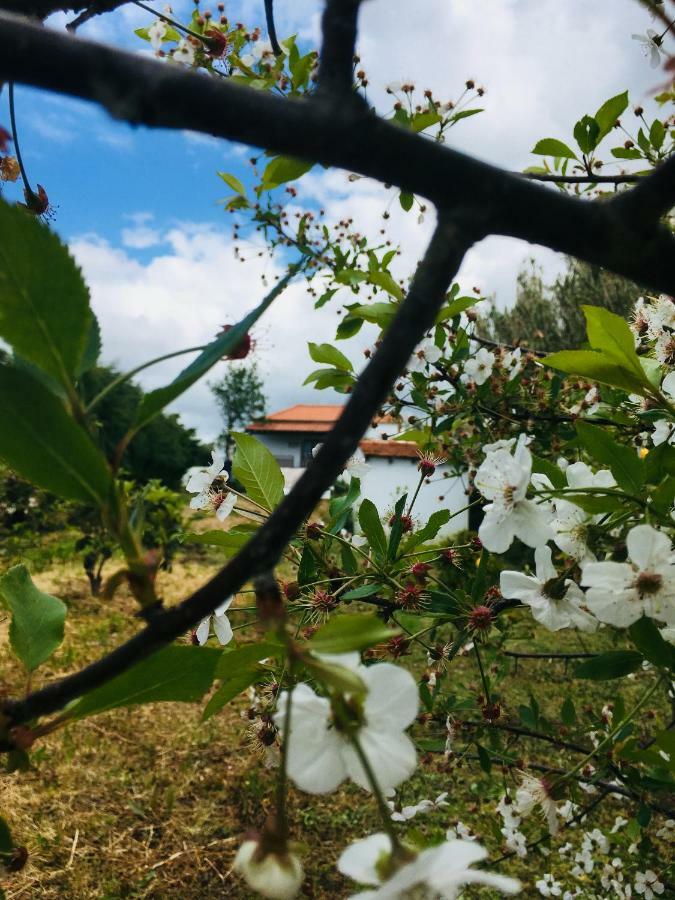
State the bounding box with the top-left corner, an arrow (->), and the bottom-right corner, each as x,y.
476,743 -> 492,774
629,617 -> 674,669
401,509 -> 451,554
133,269 -> 296,431
308,342 -> 353,371
203,667 -> 261,720
216,642 -> 282,678
411,110 -> 441,132
436,296 -> 476,323
531,138 -> 578,160
367,271 -> 403,301
307,614 -> 399,653
303,655 -> 366,694
262,155 -> 314,188
574,115 -> 600,153
583,306 -> 643,374
561,697 -> 577,726
575,650 -> 643,680
0,565 -> 66,673
575,422 -> 644,493
342,584 -> 383,600
358,499 -> 388,561
232,432 -> 285,511
327,476 -> 361,534
298,543 -> 319,587
70,646 -> 222,719
399,191 -> 414,212
0,365 -> 113,505
450,108 -> 483,123
649,119 -> 666,151
0,200 -> 93,388
183,527 -> 257,554
349,302 -> 398,328
387,494 -> 408,561
531,453 -> 566,489
611,146 -> 643,160
217,171 -> 246,195
542,350 -> 649,395
594,91 -> 629,141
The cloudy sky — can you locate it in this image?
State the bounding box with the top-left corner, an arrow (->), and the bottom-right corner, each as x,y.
2,0 -> 668,441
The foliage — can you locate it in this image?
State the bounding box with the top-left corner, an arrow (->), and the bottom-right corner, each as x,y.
479,258 -> 640,352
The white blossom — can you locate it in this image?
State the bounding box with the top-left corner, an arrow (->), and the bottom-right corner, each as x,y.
632,29 -> 667,68
500,545 -> 597,632
233,838 -> 303,899
570,387 -> 600,416
475,438 -> 554,553
274,655 -> 418,795
148,19 -> 167,50
536,874 -> 563,897
462,346 -> 495,385
634,870 -> 665,899
337,833 -> 520,898
582,524 -> 675,627
388,792 -> 448,822
502,347 -> 523,380
515,774 -> 560,835
195,597 -> 234,645
173,38 -> 195,65
408,337 -> 442,372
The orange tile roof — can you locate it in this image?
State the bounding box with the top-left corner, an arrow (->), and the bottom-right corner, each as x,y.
247,404 -> 344,433
359,439 -> 420,459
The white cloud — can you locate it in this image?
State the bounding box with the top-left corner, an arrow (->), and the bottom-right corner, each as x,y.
69,223 -> 366,441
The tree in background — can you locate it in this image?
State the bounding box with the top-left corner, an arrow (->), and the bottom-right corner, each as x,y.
80,366 -> 206,490
479,258 -> 639,351
210,362 -> 267,456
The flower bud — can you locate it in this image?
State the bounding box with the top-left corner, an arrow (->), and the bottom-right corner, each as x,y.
234,836 -> 303,899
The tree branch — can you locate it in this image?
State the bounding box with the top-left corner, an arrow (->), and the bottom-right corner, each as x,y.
523,172 -> 642,185
317,0 -> 362,95
612,152 -> 675,225
2,214 -> 478,726
263,0 -> 282,57
1,13 -> 674,293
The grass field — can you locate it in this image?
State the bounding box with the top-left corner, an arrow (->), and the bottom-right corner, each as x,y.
1,523 -> 672,899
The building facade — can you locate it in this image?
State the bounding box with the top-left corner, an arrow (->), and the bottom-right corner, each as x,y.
246,404 -> 469,534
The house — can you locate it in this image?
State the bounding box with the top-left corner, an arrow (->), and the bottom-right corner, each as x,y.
247,404 -> 469,534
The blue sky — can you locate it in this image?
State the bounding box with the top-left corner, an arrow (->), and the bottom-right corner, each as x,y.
1,0 -> 668,441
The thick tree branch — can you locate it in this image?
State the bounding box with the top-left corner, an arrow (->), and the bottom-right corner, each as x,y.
613,152 -> 675,225
0,0 -> 124,16
1,14 -> 674,293
2,215 -> 478,726
317,0 -> 362,94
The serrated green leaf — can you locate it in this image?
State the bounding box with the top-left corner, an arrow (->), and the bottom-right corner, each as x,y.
574,115 -> 600,153
218,171 -> 246,195
611,146 -> 643,160
594,91 -> 629,141
0,565 -> 66,673
543,350 -> 649,395
202,667 -> 261,720
583,306 -> 643,374
575,650 -> 643,680
232,432 -> 284,511
307,614 -> 399,653
215,641 -> 281,678
531,138 -> 578,160
649,119 -> 665,151
411,110 -> 441,132
367,270 -> 403,301
308,342 -> 353,371
561,697 -> 577,726
576,421 -> 644,493
70,646 -> 222,719
0,365 -> 113,504
262,155 -> 313,188
401,509 -> 451,554
341,584 -> 383,600
0,200 -> 92,388
183,527 -> 257,554
435,296 -> 476,323
531,453 -> 567,489
358,499 -> 388,561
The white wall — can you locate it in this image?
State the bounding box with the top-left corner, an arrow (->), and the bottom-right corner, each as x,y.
357,457 -> 469,536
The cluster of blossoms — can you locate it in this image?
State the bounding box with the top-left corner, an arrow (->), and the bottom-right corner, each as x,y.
471,432 -> 675,636
234,652 -> 520,898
